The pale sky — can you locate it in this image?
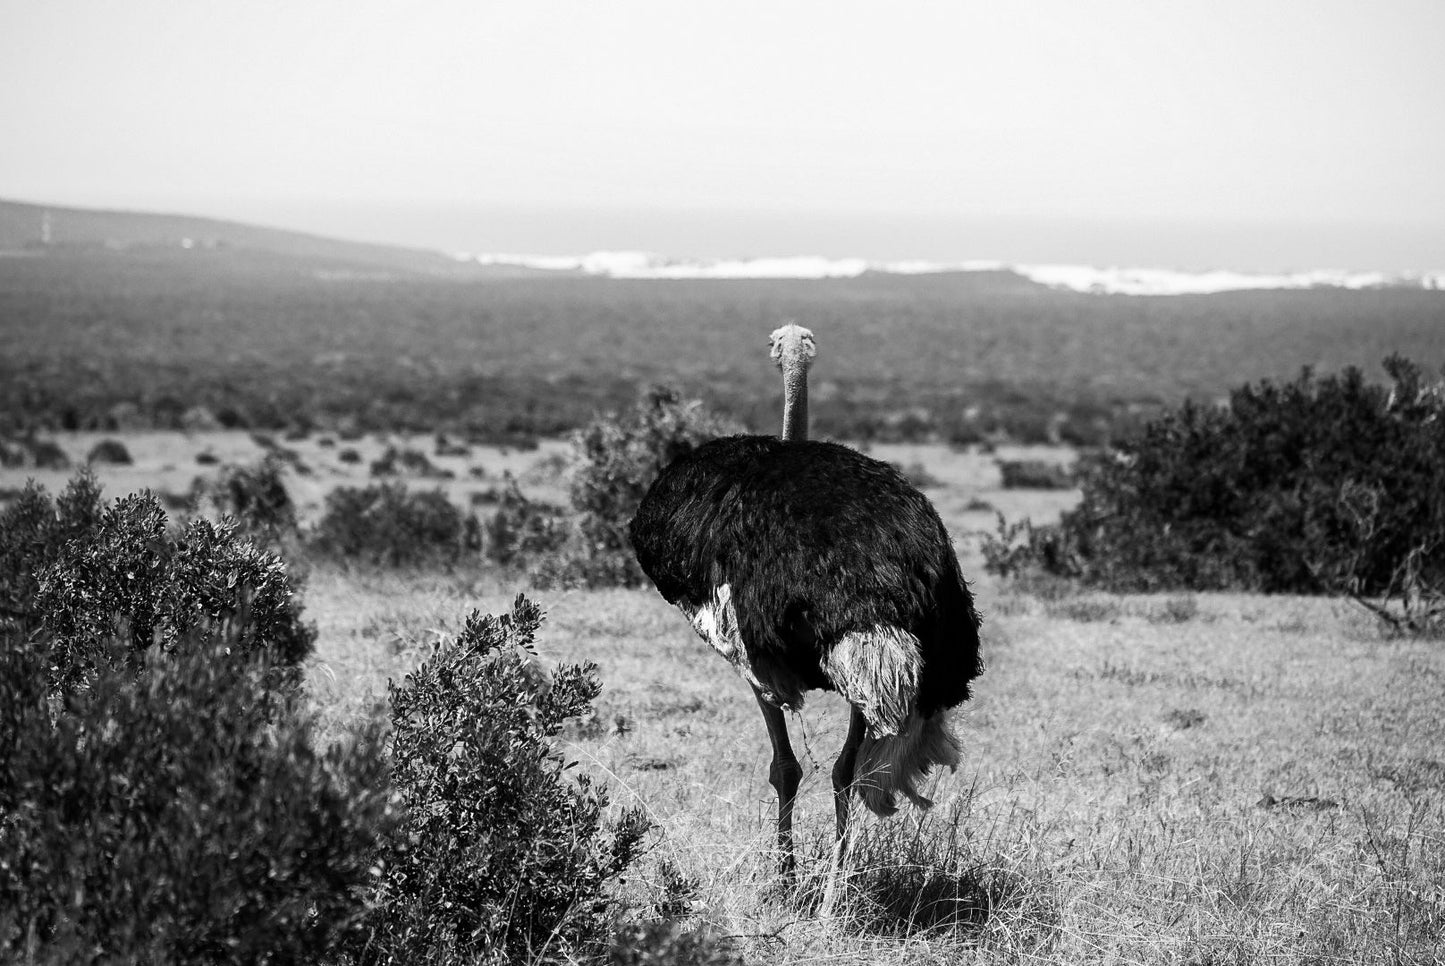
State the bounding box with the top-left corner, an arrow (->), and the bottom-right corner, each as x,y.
2,0 -> 1443,265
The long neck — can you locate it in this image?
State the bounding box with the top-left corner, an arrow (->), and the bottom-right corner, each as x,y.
781,362 -> 809,441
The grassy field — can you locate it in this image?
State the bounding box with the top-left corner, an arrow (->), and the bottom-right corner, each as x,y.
8,433 -> 1440,963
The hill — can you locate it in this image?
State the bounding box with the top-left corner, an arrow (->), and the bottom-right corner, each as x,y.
0,197 -> 534,277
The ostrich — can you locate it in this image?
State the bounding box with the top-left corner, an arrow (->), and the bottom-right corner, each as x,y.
628,324 -> 983,904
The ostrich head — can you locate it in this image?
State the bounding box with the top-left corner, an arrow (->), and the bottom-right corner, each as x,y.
769,323 -> 815,441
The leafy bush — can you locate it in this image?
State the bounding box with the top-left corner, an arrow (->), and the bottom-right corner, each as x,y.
986,357 -> 1445,632
0,473 -> 313,692
997,459 -> 1074,490
191,454 -> 299,542
0,435 -> 69,469
370,446 -> 452,479
534,385 -> 739,588
980,515 -> 1077,585
86,437 -> 133,464
0,623 -> 393,963
434,433 -> 471,457
0,473 -> 106,627
483,475 -> 569,569
31,489 -> 315,692
352,595 -> 650,964
309,483 -> 481,568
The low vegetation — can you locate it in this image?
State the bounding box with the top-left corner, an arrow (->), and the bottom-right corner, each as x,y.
539,385 -> 741,588
351,596 -> 651,964
85,437 -> 132,464
0,473 -> 314,692
308,482 -> 482,568
0,624 -> 392,962
985,356 -> 1445,634
370,445 -> 453,479
0,477 -> 671,963
5,247 -> 1442,444
472,385 -> 739,588
996,458 -> 1073,490
190,453 -> 300,542
484,476 -> 570,570
0,434 -> 68,470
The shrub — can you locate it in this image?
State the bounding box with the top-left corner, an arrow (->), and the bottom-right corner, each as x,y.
892,460 -> 943,489
370,445 -> 452,479
0,473 -> 106,628
997,458 -> 1074,490
190,454 -> 299,542
309,483 -> 481,568
0,623 -> 393,963
352,595 -> 650,964
250,434 -> 313,476
31,487 -> 315,693
484,475 -> 569,569
542,385 -> 740,588
433,433 -> 470,457
86,437 -> 133,464
985,357 -> 1445,631
0,435 -> 69,470
980,514 -> 1078,584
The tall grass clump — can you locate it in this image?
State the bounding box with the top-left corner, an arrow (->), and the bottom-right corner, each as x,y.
350,595 -> 650,964
984,356 -> 1445,633
1,473 -> 314,692
803,801 -> 1055,947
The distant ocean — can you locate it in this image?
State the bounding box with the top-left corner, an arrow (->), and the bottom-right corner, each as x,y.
201,199 -> 1445,292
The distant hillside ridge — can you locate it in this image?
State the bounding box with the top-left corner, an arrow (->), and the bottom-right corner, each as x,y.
0,197 -> 524,277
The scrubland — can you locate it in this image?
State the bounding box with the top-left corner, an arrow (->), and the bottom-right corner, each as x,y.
11,433 -> 1437,963
4,248 -> 1443,443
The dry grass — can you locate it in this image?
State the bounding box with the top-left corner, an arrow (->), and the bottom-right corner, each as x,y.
295,569 -> 1445,964
5,436 -> 1443,964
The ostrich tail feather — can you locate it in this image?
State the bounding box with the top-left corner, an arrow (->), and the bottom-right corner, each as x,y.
822,625 -> 959,813
854,711 -> 961,816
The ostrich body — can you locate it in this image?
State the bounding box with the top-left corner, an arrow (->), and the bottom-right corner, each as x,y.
628,325 -> 983,892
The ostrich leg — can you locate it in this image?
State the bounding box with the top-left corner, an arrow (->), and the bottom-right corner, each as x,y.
753,688 -> 803,881
820,706 -> 867,916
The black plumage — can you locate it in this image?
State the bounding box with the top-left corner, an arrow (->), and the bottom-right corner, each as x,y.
628,323 -> 982,907
630,435 -> 982,717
